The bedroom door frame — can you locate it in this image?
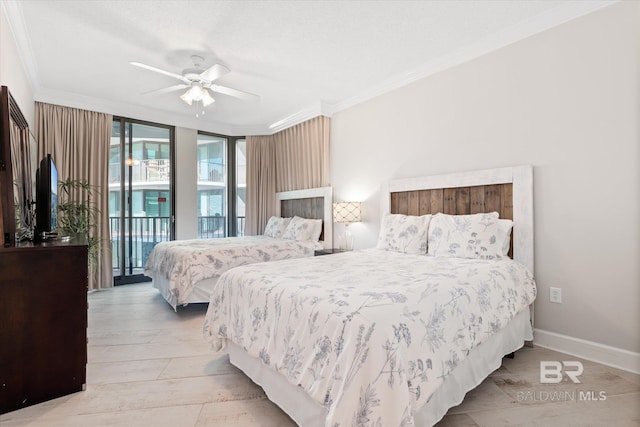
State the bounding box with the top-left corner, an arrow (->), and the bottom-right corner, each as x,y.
111,117 -> 176,286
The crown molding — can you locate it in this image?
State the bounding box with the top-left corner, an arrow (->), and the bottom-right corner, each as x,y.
37,86 -> 273,136
330,0 -> 618,114
1,0 -> 40,93
5,0 -> 617,135
35,87 -> 269,136
265,1 -> 617,130
267,101 -> 334,134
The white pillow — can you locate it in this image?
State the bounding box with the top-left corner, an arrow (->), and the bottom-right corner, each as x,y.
427,212 -> 509,260
310,219 -> 323,242
281,216 -> 319,241
263,216 -> 290,238
376,213 -> 431,255
498,219 -> 513,256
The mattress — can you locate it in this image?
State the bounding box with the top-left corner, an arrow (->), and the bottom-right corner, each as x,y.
203,249 -> 537,426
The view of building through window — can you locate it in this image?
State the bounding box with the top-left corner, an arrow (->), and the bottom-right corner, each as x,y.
197,133 -> 226,238
109,120 -> 173,284
236,139 -> 246,236
197,133 -> 246,238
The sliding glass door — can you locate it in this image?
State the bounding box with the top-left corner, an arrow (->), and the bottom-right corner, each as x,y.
110,118 -> 175,285
196,132 -> 246,238
197,133 -> 227,238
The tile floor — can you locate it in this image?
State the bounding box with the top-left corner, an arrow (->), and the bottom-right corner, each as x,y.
1,283 -> 638,426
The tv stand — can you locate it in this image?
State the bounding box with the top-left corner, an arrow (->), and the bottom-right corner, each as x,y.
35,230 -> 59,242
0,239 -> 88,414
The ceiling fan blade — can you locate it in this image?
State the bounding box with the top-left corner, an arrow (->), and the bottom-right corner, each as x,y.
141,84 -> 189,96
209,84 -> 259,101
199,63 -> 230,82
130,62 -> 188,83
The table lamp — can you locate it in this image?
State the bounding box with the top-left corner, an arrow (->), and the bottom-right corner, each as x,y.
333,202 -> 362,250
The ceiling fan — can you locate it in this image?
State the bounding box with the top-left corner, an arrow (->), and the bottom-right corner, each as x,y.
130,55 -> 258,112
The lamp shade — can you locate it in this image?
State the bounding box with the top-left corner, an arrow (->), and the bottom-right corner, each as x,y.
333,202 -> 362,223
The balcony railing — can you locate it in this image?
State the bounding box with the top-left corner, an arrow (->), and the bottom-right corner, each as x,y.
109,159 -> 171,184
108,159 -> 245,186
109,159 -> 242,186
110,216 -> 246,270
198,160 -> 224,182
110,216 -> 171,270
197,216 -> 246,239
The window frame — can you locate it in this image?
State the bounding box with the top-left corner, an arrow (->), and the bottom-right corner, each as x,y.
196,131 -> 244,237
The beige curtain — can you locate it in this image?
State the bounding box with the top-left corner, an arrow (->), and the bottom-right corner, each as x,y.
245,116 -> 331,234
274,115 -> 330,192
245,135 -> 276,235
35,102 -> 113,290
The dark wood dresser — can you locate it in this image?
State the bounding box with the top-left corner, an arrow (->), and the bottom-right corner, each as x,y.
0,239 -> 88,414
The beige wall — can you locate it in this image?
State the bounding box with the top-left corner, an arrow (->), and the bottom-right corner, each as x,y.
331,2 -> 639,354
175,127 -> 199,240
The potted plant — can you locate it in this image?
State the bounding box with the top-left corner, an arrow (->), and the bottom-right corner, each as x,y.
57,178 -> 101,271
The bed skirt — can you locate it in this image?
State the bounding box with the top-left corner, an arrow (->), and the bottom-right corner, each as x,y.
150,274 -> 219,311
227,307 -> 533,426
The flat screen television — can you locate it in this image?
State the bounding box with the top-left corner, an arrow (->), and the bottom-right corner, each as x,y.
36,154 -> 58,238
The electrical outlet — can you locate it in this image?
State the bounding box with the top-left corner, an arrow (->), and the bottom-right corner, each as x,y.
550,287 -> 562,304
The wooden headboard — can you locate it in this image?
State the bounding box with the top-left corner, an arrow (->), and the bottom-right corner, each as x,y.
275,186 -> 333,249
390,184 -> 513,219
391,184 -> 514,257
383,166 -> 533,272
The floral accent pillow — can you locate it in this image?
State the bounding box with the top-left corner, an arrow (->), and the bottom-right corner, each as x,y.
427,212 -> 511,260
281,216 -> 321,241
263,216 -> 290,238
375,213 -> 431,255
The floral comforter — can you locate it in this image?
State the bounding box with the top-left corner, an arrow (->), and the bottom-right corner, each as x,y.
203,249 -> 536,426
144,236 -> 322,308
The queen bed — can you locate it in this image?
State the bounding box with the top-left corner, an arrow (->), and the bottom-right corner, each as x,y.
203,166 -> 536,426
144,186 -> 333,310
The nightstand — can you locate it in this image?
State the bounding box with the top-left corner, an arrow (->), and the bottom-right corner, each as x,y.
314,248 -> 348,256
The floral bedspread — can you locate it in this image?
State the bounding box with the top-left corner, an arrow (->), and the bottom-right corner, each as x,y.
203,249 -> 536,426
144,236 -> 322,307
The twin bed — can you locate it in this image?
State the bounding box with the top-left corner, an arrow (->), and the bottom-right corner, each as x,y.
144,187 -> 333,310
202,165 -> 536,426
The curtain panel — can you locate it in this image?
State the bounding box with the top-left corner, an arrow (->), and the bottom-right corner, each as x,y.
35,102 -> 113,290
274,115 -> 330,192
245,116 -> 331,234
245,135 -> 276,235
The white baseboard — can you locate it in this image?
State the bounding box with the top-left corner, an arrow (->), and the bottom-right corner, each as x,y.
534,329 -> 640,374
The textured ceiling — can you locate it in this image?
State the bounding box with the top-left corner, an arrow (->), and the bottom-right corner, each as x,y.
5,1 -> 611,135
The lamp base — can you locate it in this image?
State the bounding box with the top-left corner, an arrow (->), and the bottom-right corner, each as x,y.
338,227 -> 354,251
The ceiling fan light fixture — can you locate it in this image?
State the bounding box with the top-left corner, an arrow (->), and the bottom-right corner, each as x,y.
131,57 -> 256,116
180,85 -> 214,107
201,89 -> 215,107
179,90 -> 193,105
180,85 -> 200,105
